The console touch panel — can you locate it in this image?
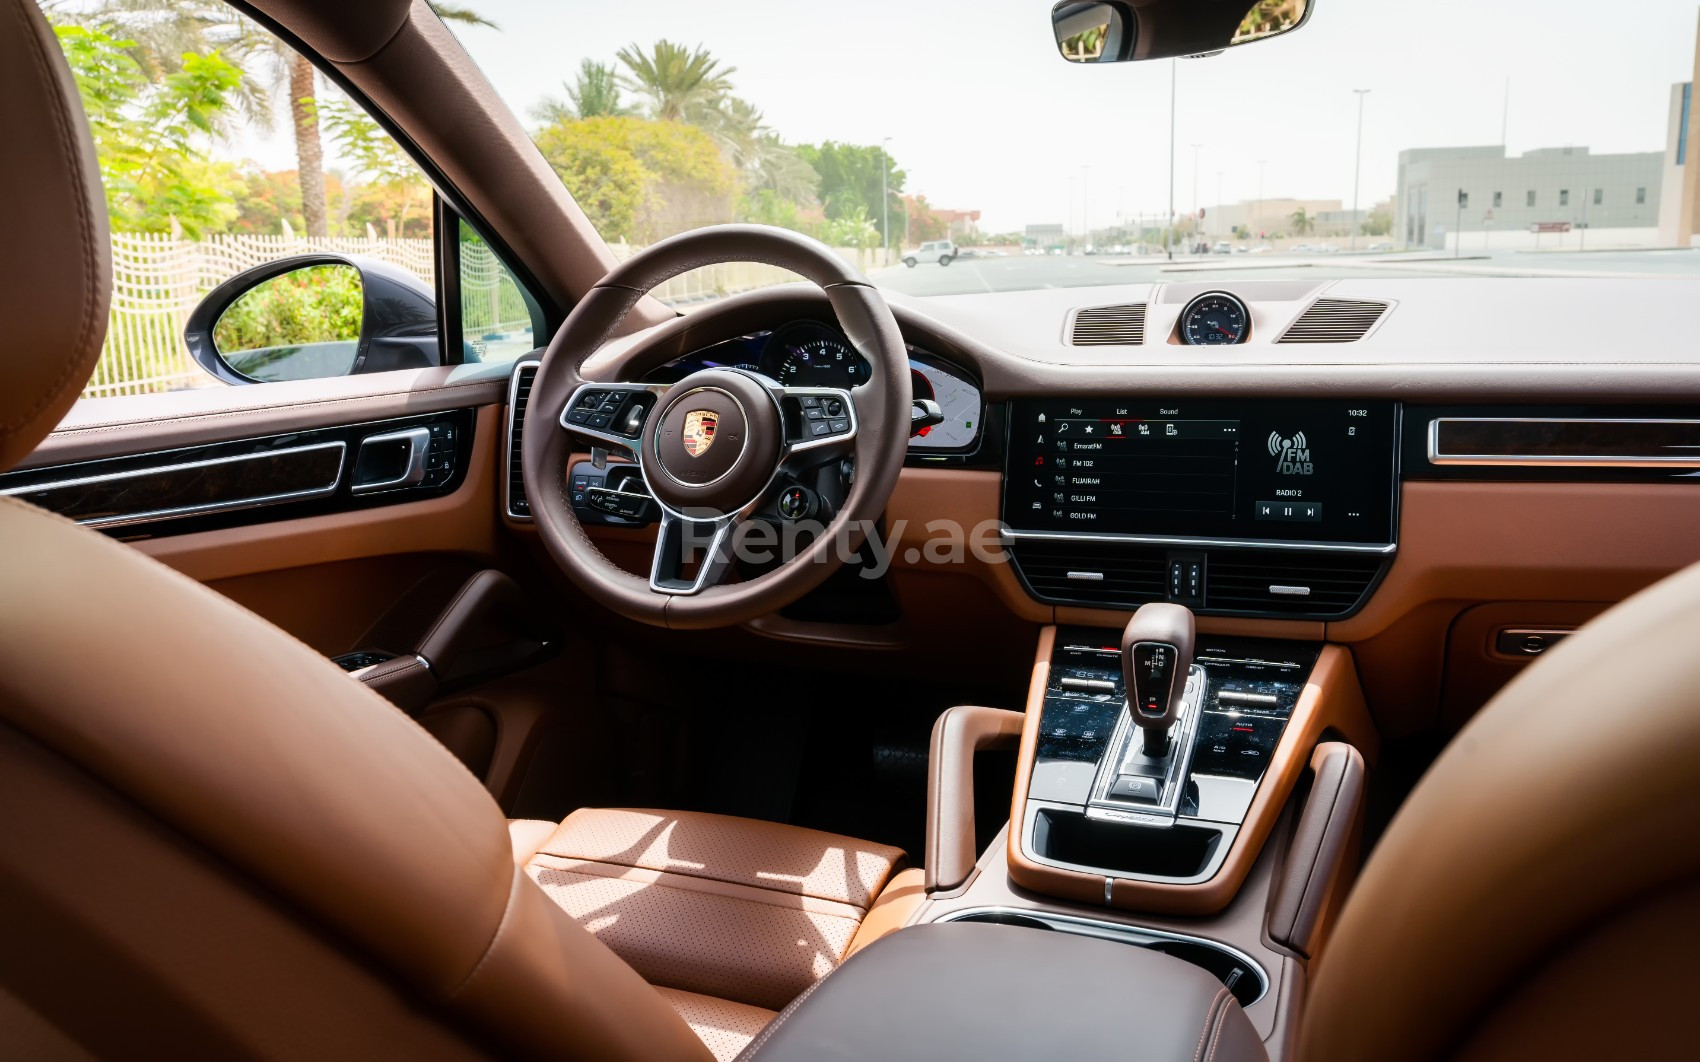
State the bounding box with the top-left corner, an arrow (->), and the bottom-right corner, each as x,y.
1004,399 -> 1397,545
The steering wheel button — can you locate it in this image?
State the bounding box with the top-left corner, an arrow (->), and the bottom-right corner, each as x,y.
587,412 -> 612,429
567,409 -> 591,425
828,419 -> 850,433
824,398 -> 845,417
809,421 -> 833,437
800,395 -> 821,409
804,407 -> 825,420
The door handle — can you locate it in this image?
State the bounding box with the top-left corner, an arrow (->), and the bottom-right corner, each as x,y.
351,425 -> 431,495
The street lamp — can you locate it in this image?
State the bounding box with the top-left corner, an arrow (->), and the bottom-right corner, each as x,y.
1082,164 -> 1092,250
880,137 -> 892,261
1190,143 -> 1201,253
1350,89 -> 1370,252
1216,170 -> 1224,242
1167,59 -> 1177,260
1256,159 -> 1267,243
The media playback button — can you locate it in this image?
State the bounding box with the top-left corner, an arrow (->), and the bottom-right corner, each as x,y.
1256,500 -> 1322,522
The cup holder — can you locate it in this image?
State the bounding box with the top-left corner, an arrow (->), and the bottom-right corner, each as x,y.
937,907 -> 1266,1007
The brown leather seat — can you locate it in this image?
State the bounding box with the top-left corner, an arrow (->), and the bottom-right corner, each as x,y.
509,810 -> 923,1058
0,4 -> 914,1059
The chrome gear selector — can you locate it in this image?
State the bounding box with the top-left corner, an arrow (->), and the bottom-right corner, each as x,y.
1120,602 -> 1196,757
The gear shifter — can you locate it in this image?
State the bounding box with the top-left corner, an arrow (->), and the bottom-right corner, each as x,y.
1121,602 -> 1196,758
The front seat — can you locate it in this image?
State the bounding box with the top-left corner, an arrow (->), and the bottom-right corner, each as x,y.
0,4 -> 914,1060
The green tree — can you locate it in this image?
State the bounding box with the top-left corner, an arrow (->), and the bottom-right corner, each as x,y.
818,205 -> 878,250
1363,206 -> 1393,237
533,59 -> 632,123
74,1 -> 495,238
321,101 -> 432,237
1288,207 -> 1315,236
615,40 -> 735,122
534,115 -> 735,242
794,142 -> 905,228
54,23 -> 245,237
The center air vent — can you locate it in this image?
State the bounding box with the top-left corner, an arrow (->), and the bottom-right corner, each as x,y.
1070,303 -> 1147,346
1204,551 -> 1385,616
505,361 -> 539,520
1010,540 -> 1388,618
1009,540 -> 1167,608
1276,298 -> 1389,343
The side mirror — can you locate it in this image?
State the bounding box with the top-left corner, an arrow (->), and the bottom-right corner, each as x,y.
184,254 -> 439,386
1051,0 -> 1313,64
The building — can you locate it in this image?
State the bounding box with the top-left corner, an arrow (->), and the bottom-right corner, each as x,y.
1203,198 -> 1343,241
1024,222 -> 1064,247
1661,11 -> 1700,247
933,208 -> 981,241
1659,81 -> 1696,246
1393,145 -> 1663,251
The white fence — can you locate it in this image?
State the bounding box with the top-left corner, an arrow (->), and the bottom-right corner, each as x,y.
85,234 -> 895,400
92,234 -> 438,399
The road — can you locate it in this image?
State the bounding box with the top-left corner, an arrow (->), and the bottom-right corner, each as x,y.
870,247 -> 1700,296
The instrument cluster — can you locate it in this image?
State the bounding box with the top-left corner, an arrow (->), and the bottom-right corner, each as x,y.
644,321 -> 984,451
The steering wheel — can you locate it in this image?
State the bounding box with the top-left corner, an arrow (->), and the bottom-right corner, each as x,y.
521,226 -> 913,629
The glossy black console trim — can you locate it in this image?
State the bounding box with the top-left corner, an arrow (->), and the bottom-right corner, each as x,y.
1405,404 -> 1700,481
0,409 -> 475,540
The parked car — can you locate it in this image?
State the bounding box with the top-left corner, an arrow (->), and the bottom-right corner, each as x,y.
1368,240 -> 1394,252
1213,240 -> 1234,254
1291,243 -> 1315,253
903,239 -> 957,267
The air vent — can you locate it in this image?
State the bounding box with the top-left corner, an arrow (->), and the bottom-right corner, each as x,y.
1276,298 -> 1388,343
1205,551 -> 1385,617
504,361 -> 539,520
1070,303 -> 1147,345
1009,540 -> 1167,608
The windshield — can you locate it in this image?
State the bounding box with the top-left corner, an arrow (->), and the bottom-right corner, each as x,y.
445,0 -> 1699,297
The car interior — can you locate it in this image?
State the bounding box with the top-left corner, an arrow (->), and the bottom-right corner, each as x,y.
3,0 -> 1699,1059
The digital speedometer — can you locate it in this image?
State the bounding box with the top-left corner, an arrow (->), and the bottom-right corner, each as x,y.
1179,291 -> 1250,345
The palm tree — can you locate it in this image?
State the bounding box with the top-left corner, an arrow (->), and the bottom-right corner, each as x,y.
615,40 -> 735,123
1289,207 -> 1315,236
73,1 -> 495,237
532,59 -> 631,125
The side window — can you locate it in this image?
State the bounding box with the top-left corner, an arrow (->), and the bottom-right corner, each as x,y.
457,219 -> 540,364
49,11 -> 456,398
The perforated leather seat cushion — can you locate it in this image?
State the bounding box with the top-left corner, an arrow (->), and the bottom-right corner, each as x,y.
523,809 -> 908,1012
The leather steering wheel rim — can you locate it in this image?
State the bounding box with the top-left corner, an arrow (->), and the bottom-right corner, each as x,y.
521,225 -> 912,630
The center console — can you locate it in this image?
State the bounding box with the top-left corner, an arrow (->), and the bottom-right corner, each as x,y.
900,615 -> 1378,1054
1017,624 -> 1320,894
1002,398 -> 1399,618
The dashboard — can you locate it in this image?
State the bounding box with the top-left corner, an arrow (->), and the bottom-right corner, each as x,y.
642,321 -> 985,452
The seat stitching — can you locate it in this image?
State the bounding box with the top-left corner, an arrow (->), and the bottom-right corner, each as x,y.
527,860 -> 869,921
534,849 -> 887,911
449,865 -> 524,999
731,972 -> 829,1060
1193,987 -> 1229,1062
1204,991 -> 1234,1062
2,0 -> 103,435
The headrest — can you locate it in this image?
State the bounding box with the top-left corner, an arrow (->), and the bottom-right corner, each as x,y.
0,0 -> 112,470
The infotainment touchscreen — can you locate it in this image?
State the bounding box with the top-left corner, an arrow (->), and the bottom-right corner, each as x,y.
1003,399 -> 1398,545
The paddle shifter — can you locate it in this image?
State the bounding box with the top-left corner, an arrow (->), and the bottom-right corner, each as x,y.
1121,603 -> 1196,758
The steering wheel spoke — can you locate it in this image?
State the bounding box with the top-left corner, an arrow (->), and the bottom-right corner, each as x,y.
774,385 -> 858,464
557,382 -> 666,458
649,509 -> 742,595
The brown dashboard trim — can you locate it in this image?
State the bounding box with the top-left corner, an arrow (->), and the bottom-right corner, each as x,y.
1006,632 -> 1379,916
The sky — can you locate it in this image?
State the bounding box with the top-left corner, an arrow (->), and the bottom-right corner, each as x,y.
261,0 -> 1699,236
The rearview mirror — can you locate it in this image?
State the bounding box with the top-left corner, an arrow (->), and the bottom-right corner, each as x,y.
1051,0 -> 1313,64
184,255 -> 440,385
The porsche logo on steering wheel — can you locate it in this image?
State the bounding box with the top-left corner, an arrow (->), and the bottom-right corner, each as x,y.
681,410 -> 719,457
